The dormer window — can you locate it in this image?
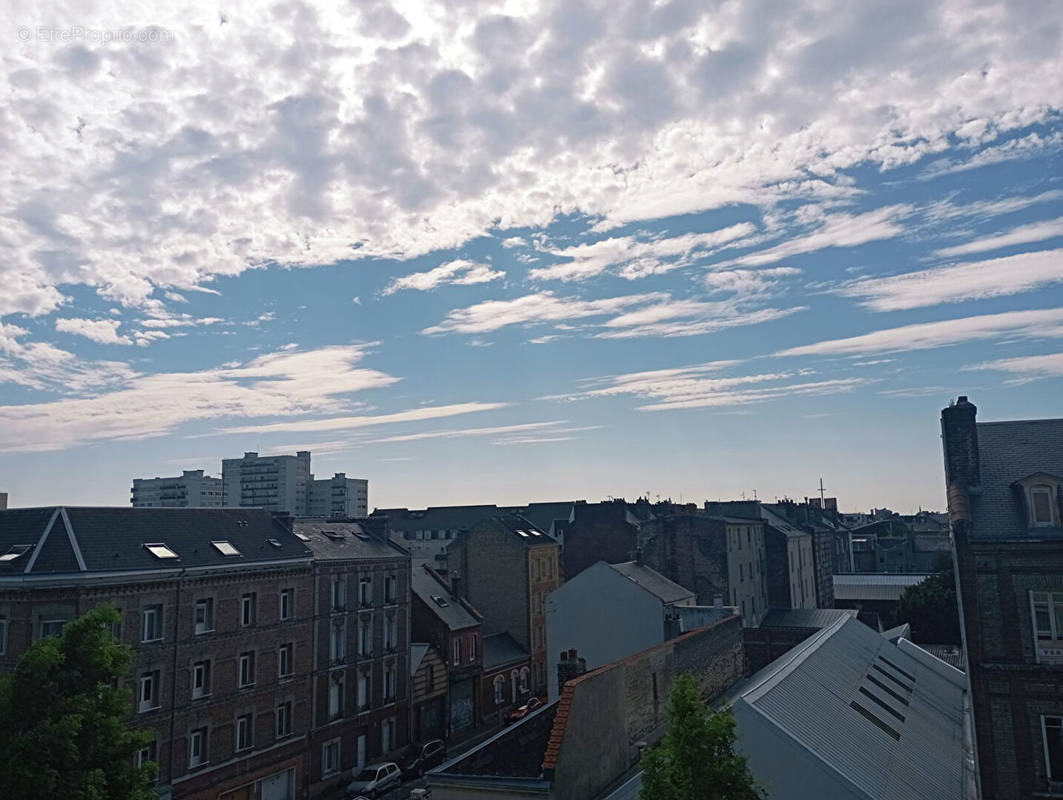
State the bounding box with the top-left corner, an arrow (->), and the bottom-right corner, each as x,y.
1013,474 -> 1062,529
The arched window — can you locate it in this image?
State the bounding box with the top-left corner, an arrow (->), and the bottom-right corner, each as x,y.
493,674 -> 505,705
519,666 -> 530,694
510,669 -> 519,703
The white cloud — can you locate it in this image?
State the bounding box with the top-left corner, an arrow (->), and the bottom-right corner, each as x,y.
0,344 -> 403,452
778,307 -> 1063,357
934,219 -> 1063,258
0,322 -> 137,392
596,302 -> 805,339
3,1 -> 1062,317
213,402 -> 509,436
530,223 -> 755,282
555,361 -> 862,410
704,267 -> 802,295
55,317 -> 132,345
383,259 -> 505,294
377,420 -> 568,443
836,249 -> 1063,311
716,206 -> 911,268
501,237 -> 526,248
965,351 -> 1063,380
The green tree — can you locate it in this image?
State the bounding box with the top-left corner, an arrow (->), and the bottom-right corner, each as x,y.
0,605 -> 156,800
895,567 -> 962,644
639,674 -> 765,800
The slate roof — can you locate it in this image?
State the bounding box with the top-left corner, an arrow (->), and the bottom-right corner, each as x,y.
607,560 -> 695,605
372,505 -> 500,534
834,573 -> 929,602
411,564 -> 481,631
504,502 -> 577,535
472,514 -> 557,547
731,616 -> 971,800
293,519 -> 405,561
972,418 -> 1063,540
482,631 -> 529,671
0,506 -> 311,579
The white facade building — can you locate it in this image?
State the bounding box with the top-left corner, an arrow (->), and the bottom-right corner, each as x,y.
130,469 -> 223,507
221,451 -> 312,515
309,473 -> 369,518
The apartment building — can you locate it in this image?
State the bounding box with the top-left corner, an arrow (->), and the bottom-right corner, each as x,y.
308,473 -> 369,519
294,519 -> 411,798
130,470 -> 223,508
222,452 -> 312,515
0,506 -> 315,800
942,397 -> 1063,798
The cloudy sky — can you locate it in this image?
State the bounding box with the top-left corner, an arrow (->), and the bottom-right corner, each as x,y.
3,0 -> 1062,513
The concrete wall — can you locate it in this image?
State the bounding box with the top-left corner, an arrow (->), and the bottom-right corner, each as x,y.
545,562 -> 665,701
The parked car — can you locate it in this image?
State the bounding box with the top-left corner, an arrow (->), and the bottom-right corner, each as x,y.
400,739 -> 447,778
346,762 -> 401,798
504,696 -> 544,725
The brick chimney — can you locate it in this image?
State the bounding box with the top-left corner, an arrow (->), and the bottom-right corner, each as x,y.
941,396 -> 980,489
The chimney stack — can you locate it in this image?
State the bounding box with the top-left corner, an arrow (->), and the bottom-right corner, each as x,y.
941,396 -> 980,489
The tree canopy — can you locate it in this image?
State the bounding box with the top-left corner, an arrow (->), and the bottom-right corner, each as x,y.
895,565 -> 962,644
640,673 -> 766,800
0,605 -> 156,800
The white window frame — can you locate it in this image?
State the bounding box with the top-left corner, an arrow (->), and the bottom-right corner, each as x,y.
235,713 -> 253,751
359,616 -> 373,657
470,634 -> 477,663
331,620 -> 346,664
141,604 -> 162,643
519,666 -> 529,694
1031,591 -> 1063,664
194,598 -> 214,635
384,663 -> 396,701
240,593 -> 257,627
1043,715 -> 1063,782
331,578 -> 346,612
385,575 -> 397,604
359,576 -> 373,607
1032,486 -> 1056,527
192,660 -> 211,699
453,638 -> 461,666
358,671 -> 370,710
384,616 -> 396,652
322,738 -> 340,777
279,588 -> 294,621
276,700 -> 293,738
40,618 -> 65,638
278,642 -> 294,678
238,651 -> 256,688
189,727 -> 208,768
493,674 -> 505,705
138,670 -> 160,712
329,674 -> 344,719
135,739 -> 157,770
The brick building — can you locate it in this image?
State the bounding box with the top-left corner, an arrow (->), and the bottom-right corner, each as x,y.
0,507 -> 315,800
447,515 -> 560,696
293,519 -> 411,798
410,643 -> 447,742
942,397 -> 1063,799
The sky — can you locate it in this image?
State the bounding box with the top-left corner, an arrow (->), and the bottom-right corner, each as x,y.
2,0 -> 1062,514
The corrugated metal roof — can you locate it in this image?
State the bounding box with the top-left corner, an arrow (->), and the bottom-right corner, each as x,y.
761,607 -> 858,630
833,573 -> 929,601
734,617 -> 969,800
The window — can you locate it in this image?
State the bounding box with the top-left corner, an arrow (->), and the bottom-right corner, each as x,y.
141,604 -> 162,642
1044,716 -> 1063,781
235,713 -> 253,751
1033,487 -> 1055,526
359,617 -> 373,656
238,651 -> 256,688
358,671 -> 370,710
211,540 -> 241,557
384,663 -> 396,701
1032,591 -> 1063,664
135,739 -> 157,770
382,717 -> 395,751
331,577 -> 346,611
519,666 -> 529,694
385,575 -> 397,604
359,576 -> 373,606
240,593 -> 257,627
329,674 -> 344,720
469,634 -> 477,663
40,619 -> 65,638
331,621 -> 346,664
276,701 -> 293,738
510,669 -> 519,702
493,674 -> 505,705
0,544 -> 32,562
192,660 -> 211,699
144,543 -> 178,559
0,616 -> 6,655
453,638 -> 462,666
279,588 -> 294,621
188,727 -> 208,768
322,739 -> 340,777
278,643 -> 294,678
384,616 -> 396,652
194,598 -> 214,634
138,670 -> 160,712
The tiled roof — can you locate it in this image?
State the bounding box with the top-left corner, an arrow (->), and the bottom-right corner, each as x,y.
411,564 -> 481,631
0,506 -> 311,578
482,632 -> 529,671
833,573 -> 929,601
607,560 -> 694,604
294,519 -> 405,560
972,418 -> 1063,540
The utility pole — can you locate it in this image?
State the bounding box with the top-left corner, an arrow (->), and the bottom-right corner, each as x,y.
818,477 -> 826,507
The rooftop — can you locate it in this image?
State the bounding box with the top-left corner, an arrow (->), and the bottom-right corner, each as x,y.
410,564 -> 481,631
607,560 -> 695,605
482,632 -> 529,671
834,573 -> 930,602
293,519 -> 405,560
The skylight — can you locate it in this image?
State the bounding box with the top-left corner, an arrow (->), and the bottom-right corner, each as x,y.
211,540 -> 241,556
517,530 -> 530,537
431,595 -> 449,607
267,538 -> 282,548
144,543 -> 178,559
0,544 -> 32,562
295,532 -> 311,541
